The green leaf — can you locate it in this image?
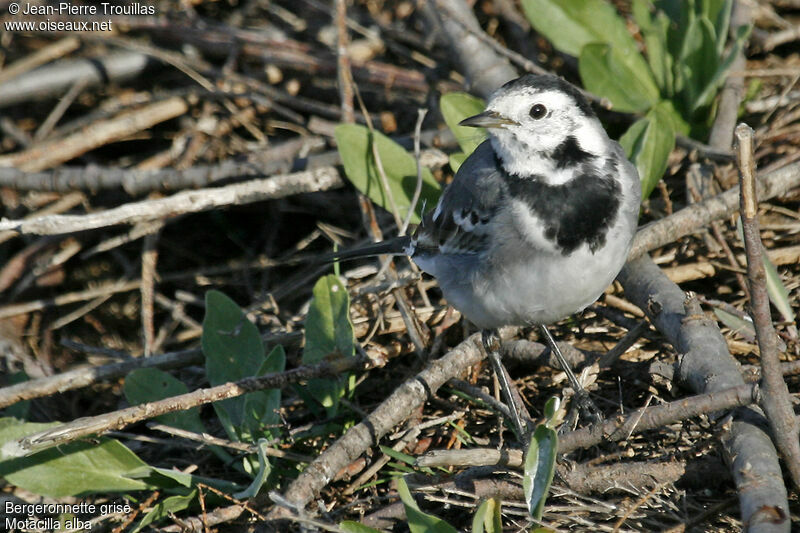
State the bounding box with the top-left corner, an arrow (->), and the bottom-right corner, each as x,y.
713,308 -> 755,341
335,124 -> 441,224
735,220 -> 795,326
521,0 -> 640,59
678,17 -> 719,111
449,152 -> 468,173
242,345 -> 285,442
579,43 -> 660,113
397,477 -> 459,533
763,251 -> 795,326
711,0 -> 733,55
632,0 -> 673,94
234,439 -> 271,499
472,498 -> 502,533
0,418 -> 151,497
202,290 -> 283,444
619,103 -> 676,200
138,466 -> 241,493
440,92 -> 487,155
543,396 -> 561,429
302,275 -> 355,416
133,490 -> 197,533
522,425 -> 558,520
379,445 -> 416,467
340,521 -> 384,533
691,24 -> 751,113
144,466 -> 194,487
124,368 -> 206,434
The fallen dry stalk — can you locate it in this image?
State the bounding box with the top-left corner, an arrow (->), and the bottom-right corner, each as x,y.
0,168 -> 342,235
1,355 -> 361,458
0,36 -> 80,86
0,97 -> 189,171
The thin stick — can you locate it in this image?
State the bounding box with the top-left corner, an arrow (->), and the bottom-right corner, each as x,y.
0,97 -> 190,172
0,36 -> 80,86
559,381 -> 759,454
335,0 -> 355,124
1,355 -> 362,458
141,223 -> 163,356
400,108 -> 428,236
34,78 -> 88,142
147,423 -> 313,462
735,123 -> 800,489
0,168 -> 342,237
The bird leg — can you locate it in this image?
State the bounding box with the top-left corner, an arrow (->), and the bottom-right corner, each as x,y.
481,329 -> 530,440
538,325 -> 603,423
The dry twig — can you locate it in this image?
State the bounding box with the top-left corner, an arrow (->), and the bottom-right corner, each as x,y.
1,355 -> 361,458
735,123 -> 800,489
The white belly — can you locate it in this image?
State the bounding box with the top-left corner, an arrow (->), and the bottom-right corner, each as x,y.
415,217 -> 635,330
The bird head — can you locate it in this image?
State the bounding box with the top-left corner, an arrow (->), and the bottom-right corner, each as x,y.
459,74 -> 608,182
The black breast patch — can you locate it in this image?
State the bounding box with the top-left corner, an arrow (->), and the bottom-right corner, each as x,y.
504,170 -> 621,255
550,136 -> 593,169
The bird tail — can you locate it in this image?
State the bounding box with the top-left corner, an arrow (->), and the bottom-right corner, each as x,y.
315,236 -> 411,263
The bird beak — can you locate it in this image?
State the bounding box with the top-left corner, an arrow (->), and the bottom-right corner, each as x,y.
459,110 -> 518,128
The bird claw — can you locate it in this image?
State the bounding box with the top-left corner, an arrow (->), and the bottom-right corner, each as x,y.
562,388 -> 604,431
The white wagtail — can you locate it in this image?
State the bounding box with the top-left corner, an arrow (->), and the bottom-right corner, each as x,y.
331,74 -> 641,437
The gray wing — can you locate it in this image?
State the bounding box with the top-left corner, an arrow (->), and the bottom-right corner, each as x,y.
412,140 -> 507,256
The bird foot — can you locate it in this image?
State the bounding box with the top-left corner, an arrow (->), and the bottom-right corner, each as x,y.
562,388 -> 604,431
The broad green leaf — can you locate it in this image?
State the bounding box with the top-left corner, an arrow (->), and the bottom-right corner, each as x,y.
341,522 -> 383,533
619,103 -> 676,200
579,43 -> 660,113
145,466 -> 194,487
133,490 -> 197,533
202,290 -> 282,444
713,308 -> 755,341
521,0 -> 639,59
302,275 -> 355,415
397,477 -> 459,533
523,424 -> 558,520
632,0 -> 673,94
242,345 -> 285,442
662,0 -> 695,62
335,124 -> 441,224
618,116 -> 661,200
449,152 -> 468,173
711,0 -> 733,55
202,290 -> 265,386
0,418 -> 151,497
543,396 -> 560,421
472,498 -> 502,533
440,92 -> 487,155
124,368 -> 206,435
679,17 -> 719,112
691,24 -> 751,113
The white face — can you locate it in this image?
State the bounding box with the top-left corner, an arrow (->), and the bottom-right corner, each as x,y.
484,86 -> 608,183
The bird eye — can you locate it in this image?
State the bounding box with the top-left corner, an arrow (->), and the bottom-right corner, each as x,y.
529,104 -> 547,119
